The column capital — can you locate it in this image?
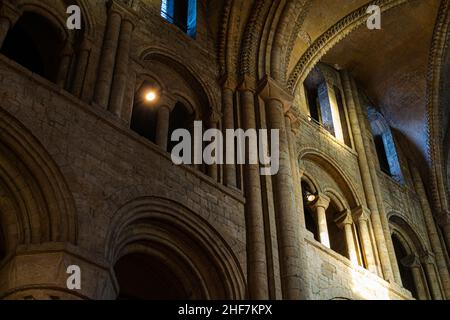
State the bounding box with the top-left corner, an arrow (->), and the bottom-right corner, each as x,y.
159,94 -> 177,111
311,193 -> 330,210
219,74 -> 238,91
286,107 -> 301,133
257,75 -> 293,112
238,74 -> 257,93
420,251 -> 436,265
436,209 -> 450,227
352,205 -> 371,222
0,1 -> 21,24
401,254 -> 421,268
209,110 -> 222,125
335,209 -> 354,228
108,0 -> 137,25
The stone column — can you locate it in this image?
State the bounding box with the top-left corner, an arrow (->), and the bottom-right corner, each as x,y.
207,112 -> 221,182
155,104 -> 172,151
341,70 -> 393,280
71,37 -> 92,98
0,2 -> 20,48
336,210 -> 359,266
109,17 -> 134,117
421,252 -> 444,300
56,42 -> 73,88
311,194 -> 331,248
239,76 -> 268,299
93,4 -> 122,108
221,77 -> 237,188
286,109 -> 306,228
258,76 -> 308,300
411,168 -> 450,298
402,254 -> 429,300
348,74 -> 402,283
0,16 -> 9,48
122,70 -> 136,125
353,206 -> 378,273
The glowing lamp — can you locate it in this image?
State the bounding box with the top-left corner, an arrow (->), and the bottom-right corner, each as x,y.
145,91 -> 157,102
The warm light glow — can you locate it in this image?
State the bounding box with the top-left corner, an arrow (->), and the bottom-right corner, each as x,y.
145,91 -> 157,102
304,192 -> 317,203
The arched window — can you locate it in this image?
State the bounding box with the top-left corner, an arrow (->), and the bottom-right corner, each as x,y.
326,202 -> 348,259
302,181 -> 319,241
367,107 -> 404,184
130,81 -> 159,143
1,12 -> 64,83
161,0 -> 197,38
115,253 -> 189,300
391,234 -> 419,299
168,102 -> 195,153
303,65 -> 351,147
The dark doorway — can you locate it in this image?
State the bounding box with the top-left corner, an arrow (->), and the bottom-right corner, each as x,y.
1,12 -> 63,82
114,253 -> 189,300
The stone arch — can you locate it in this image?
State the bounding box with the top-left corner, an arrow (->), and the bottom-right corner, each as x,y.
15,0 -> 70,42
299,148 -> 361,208
105,196 -> 245,300
139,48 -> 219,118
0,109 -> 77,256
388,214 -> 428,255
287,0 -> 410,92
323,187 -> 348,212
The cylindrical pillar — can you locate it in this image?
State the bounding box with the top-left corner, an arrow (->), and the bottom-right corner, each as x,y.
93,9 -> 122,108
207,118 -> 219,182
421,253 -> 444,300
0,16 -> 10,48
222,84 -> 237,188
311,194 -> 331,248
71,38 -> 91,98
342,71 -> 392,280
337,210 -> 359,266
265,97 -> 306,299
239,86 -> 269,299
402,254 -> 430,300
411,168 -> 450,298
109,18 -> 134,117
285,113 -> 306,229
353,206 -> 378,273
0,3 -> 20,49
348,73 -> 401,283
56,43 -> 73,88
155,105 -> 171,151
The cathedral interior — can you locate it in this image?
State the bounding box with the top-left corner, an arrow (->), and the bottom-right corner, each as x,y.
0,0 -> 448,300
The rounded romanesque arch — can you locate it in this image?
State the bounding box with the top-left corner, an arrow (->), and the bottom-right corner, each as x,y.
0,109 -> 77,256
105,196 -> 246,300
299,148 -> 361,209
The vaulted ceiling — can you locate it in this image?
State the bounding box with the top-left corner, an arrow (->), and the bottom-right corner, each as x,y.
208,0 -> 449,208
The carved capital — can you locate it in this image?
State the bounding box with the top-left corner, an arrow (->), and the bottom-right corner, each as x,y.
311,193 -> 330,210
352,205 -> 371,222
420,251 -> 436,265
220,74 -> 237,91
159,94 -> 177,110
209,110 -> 222,125
257,75 -> 293,112
238,74 -> 257,93
401,254 -> 421,268
0,1 -> 21,25
335,209 -> 353,228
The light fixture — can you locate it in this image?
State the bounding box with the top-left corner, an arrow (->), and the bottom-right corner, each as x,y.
145,90 -> 157,102
304,191 -> 317,204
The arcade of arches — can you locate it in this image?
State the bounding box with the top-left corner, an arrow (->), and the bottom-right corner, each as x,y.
0,0 -> 448,300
